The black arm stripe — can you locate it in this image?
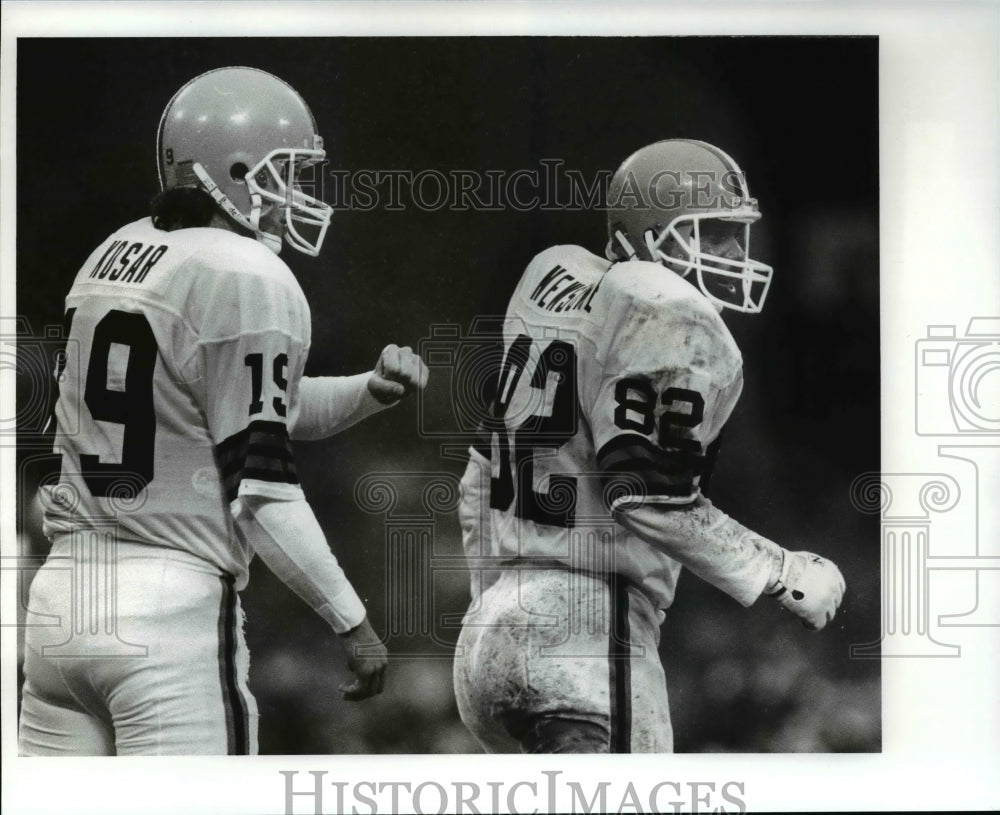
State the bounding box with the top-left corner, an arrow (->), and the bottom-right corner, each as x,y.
216,421 -> 289,457
240,467 -> 301,485
596,434 -> 702,507
218,444 -> 296,478
697,432 -> 724,497
243,455 -> 297,479
600,452 -> 703,477
596,434 -> 705,476
600,472 -> 695,505
215,420 -> 298,502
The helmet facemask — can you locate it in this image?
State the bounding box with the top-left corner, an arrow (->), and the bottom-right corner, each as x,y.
190,146 -> 332,257
243,147 -> 332,257
645,212 -> 773,314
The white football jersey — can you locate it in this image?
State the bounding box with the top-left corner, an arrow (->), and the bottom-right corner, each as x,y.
42,217 -> 310,587
477,245 -> 744,610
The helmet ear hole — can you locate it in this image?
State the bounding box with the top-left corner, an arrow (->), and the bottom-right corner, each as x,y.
230,162 -> 250,182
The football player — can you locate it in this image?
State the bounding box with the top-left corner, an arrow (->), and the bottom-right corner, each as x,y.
452,139 -> 845,753
18,67 -> 428,755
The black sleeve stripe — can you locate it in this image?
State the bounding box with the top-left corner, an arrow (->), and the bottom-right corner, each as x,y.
243,455 -> 297,479
698,432 -> 724,497
216,419 -> 287,450
245,441 -> 295,460
216,422 -> 290,463
599,472 -> 695,504
218,444 -> 295,478
600,453 -> 703,478
215,420 -> 298,502
597,434 -> 702,508
596,433 -> 705,476
241,467 -> 301,485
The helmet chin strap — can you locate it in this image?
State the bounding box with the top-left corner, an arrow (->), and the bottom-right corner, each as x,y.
257,231 -> 284,255
248,191 -> 284,255
606,229 -> 637,261
645,229 -> 694,278
191,163 -> 283,254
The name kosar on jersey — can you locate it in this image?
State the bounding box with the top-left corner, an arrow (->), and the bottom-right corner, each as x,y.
470,243 -> 745,612
43,216 -> 310,590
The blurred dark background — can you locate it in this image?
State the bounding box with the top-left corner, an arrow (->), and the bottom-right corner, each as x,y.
15,36 -> 879,753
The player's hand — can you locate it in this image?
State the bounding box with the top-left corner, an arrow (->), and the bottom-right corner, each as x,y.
338,617 -> 388,701
765,550 -> 846,631
368,344 -> 429,404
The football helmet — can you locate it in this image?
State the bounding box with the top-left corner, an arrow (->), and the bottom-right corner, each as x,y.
605,139 -> 773,313
157,66 -> 332,256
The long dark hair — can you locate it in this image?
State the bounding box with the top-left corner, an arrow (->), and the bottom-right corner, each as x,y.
150,187 -> 218,231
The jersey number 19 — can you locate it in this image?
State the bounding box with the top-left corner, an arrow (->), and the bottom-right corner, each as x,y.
64,308 -> 157,498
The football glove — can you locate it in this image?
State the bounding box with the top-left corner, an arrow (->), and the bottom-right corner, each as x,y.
765,550 -> 845,631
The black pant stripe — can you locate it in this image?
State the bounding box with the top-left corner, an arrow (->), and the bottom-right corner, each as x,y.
608,574 -> 632,753
217,576 -> 249,755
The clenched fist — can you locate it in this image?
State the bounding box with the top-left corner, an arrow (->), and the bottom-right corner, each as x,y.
368,344 -> 429,404
766,550 -> 846,631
